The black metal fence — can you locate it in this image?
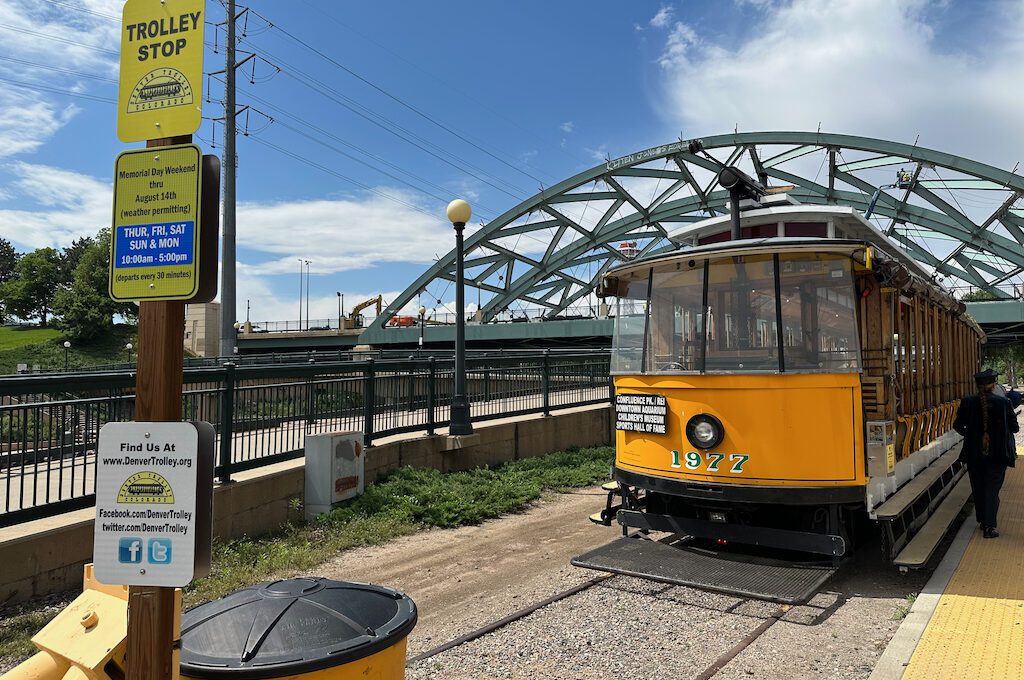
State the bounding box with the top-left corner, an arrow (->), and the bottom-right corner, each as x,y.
0,350 -> 611,527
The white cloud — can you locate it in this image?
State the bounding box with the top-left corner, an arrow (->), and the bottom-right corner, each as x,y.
0,163 -> 111,248
0,95 -> 80,159
560,121 -> 575,134
0,0 -> 121,73
236,190 -> 454,276
584,144 -> 610,162
650,5 -> 675,29
234,263 -> 411,324
655,0 -> 1024,168
0,0 -> 119,157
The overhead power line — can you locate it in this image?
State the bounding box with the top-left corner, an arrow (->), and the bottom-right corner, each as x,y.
272,61 -> 529,201
232,22 -> 530,199
245,134 -> 447,223
295,0 -> 590,172
253,10 -> 553,188
222,79 -> 504,219
0,22 -> 118,56
40,0 -> 119,21
0,75 -> 116,104
0,54 -> 117,83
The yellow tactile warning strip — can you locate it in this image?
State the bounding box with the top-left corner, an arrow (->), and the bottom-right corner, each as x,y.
903,450 -> 1024,680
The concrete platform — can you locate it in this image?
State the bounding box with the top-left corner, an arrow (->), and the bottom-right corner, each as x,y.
872,446 -> 1024,680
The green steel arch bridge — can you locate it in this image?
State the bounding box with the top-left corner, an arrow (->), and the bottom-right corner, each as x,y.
242,132 -> 1024,351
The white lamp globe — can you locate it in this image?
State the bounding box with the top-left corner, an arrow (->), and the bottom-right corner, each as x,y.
446,199 -> 472,225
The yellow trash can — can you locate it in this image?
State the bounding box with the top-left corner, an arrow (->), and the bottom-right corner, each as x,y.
180,578 -> 417,680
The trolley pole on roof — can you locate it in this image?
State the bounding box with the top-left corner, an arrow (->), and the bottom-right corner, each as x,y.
220,0 -> 238,358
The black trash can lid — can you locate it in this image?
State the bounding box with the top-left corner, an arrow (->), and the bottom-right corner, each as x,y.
180,578 -> 417,679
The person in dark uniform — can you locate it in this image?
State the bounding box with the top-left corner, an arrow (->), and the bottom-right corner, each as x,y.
953,368 -> 1019,538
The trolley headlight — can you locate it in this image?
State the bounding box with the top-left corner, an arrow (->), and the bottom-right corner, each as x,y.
686,414 -> 724,450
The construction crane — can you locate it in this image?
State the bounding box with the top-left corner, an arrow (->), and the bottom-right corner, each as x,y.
343,295 -> 382,329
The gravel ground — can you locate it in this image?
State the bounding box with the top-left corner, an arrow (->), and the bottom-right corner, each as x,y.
406,524 -> 932,680
407,576 -> 776,680
313,488 -> 613,657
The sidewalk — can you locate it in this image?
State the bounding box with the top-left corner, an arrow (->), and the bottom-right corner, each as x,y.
872,445 -> 1024,680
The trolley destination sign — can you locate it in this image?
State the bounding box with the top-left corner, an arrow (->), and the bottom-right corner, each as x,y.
110,144 -> 202,301
615,394 -> 668,434
118,0 -> 205,142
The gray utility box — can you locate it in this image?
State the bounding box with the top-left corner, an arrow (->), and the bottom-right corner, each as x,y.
304,430 -> 364,522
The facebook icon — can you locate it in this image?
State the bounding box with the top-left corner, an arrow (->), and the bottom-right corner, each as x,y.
118,538 -> 143,564
148,538 -> 172,564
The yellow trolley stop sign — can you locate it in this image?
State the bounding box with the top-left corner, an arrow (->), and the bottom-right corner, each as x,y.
110,144 -> 202,302
118,0 -> 205,142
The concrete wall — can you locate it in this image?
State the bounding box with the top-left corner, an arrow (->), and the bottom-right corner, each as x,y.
185,302 -> 221,357
0,404 -> 612,606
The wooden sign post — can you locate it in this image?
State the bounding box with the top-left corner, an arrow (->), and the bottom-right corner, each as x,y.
111,3 -> 218,678
128,135 -> 189,680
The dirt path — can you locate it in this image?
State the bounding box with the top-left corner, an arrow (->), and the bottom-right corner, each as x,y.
312,488 -> 613,656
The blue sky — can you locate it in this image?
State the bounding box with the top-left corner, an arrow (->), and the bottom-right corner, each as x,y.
2,0 -> 1023,324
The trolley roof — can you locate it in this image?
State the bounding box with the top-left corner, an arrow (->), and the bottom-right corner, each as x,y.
609,203 -> 933,282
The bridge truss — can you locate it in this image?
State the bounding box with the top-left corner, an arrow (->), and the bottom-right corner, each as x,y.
370,132 -> 1024,332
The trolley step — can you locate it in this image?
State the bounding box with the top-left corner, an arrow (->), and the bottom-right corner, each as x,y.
589,511 -> 610,526
601,481 -> 620,492
874,448 -> 961,520
572,535 -> 835,605
893,475 -> 972,570
873,445 -> 966,560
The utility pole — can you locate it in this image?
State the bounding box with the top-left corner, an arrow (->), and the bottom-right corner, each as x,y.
219,0 -> 238,357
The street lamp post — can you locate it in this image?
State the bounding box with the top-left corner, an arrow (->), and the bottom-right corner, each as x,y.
63,341 -> 71,371
337,292 -> 342,329
447,199 -> 474,435
125,342 -> 133,364
304,260 -> 311,331
297,258 -> 304,331
418,305 -> 426,353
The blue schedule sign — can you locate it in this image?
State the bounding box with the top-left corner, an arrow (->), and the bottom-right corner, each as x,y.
115,221 -> 195,268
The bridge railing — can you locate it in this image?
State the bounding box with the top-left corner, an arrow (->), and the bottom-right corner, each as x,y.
244,305 -> 605,333
0,350 -> 611,527
13,347 -> 603,375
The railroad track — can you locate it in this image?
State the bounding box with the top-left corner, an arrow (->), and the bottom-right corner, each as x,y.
408,572 -> 792,679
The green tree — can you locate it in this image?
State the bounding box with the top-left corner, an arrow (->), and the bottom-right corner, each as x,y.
54,230 -> 135,341
0,238 -> 16,323
1,247 -> 60,325
0,238 -> 16,284
987,342 -> 1024,387
961,289 -> 999,301
59,236 -> 95,286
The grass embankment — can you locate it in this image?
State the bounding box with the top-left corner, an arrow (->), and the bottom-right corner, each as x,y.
0,325 -> 137,374
0,446 -> 614,666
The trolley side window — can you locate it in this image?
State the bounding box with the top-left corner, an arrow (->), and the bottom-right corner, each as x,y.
611,273 -> 650,374
778,253 -> 860,372
704,254 -> 779,371
646,260 -> 705,372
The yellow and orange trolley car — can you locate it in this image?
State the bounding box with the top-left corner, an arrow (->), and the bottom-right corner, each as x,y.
593,181 -> 984,568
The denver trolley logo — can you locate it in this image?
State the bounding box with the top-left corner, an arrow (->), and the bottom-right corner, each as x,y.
118,471 -> 175,504
127,67 -> 193,112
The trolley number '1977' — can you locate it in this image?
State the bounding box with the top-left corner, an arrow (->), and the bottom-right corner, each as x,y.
671,450 -> 749,474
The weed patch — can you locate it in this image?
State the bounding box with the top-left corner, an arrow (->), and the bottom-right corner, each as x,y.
186,445 -> 613,606
892,592 -> 918,620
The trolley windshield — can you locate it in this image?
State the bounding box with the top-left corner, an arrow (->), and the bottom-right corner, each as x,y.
610,251 -> 861,374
